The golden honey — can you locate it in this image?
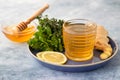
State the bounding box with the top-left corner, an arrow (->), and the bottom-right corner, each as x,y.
63,19 -> 96,61
2,25 -> 36,42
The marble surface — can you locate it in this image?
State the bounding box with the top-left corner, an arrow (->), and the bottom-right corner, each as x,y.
0,0 -> 120,80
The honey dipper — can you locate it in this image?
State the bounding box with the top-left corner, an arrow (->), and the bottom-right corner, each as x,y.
16,4 -> 49,31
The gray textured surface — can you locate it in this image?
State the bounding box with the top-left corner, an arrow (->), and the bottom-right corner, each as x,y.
0,0 -> 120,80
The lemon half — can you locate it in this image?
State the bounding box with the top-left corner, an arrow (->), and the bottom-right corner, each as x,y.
36,51 -> 67,65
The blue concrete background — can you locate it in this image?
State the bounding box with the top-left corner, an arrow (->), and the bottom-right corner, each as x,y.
0,0 -> 120,80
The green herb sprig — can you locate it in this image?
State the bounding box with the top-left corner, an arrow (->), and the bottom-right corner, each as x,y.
28,15 -> 64,52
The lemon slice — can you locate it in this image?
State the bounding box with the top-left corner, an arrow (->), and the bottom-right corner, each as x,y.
37,51 -> 67,65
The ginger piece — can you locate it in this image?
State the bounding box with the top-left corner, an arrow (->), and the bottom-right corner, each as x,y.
94,25 -> 112,60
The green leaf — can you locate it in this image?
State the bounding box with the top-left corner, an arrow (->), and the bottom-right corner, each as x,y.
28,15 -> 64,52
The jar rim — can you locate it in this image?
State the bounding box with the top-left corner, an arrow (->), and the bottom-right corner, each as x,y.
63,19 -> 97,34
63,19 -> 97,29
1,24 -> 36,35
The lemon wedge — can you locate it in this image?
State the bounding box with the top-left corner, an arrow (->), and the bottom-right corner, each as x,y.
36,51 -> 67,65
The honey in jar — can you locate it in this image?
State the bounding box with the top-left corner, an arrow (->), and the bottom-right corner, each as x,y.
2,24 -> 36,42
63,19 -> 97,61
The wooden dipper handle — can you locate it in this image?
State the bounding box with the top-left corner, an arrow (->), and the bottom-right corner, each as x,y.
25,4 -> 49,24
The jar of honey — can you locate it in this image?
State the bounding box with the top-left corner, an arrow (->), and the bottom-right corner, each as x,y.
63,19 -> 97,61
1,23 -> 36,42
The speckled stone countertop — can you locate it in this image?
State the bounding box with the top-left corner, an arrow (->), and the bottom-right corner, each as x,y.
0,0 -> 120,80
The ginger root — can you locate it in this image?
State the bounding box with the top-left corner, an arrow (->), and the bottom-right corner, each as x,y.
94,25 -> 112,59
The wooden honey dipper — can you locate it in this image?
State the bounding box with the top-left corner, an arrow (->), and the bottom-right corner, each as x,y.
16,4 -> 49,31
